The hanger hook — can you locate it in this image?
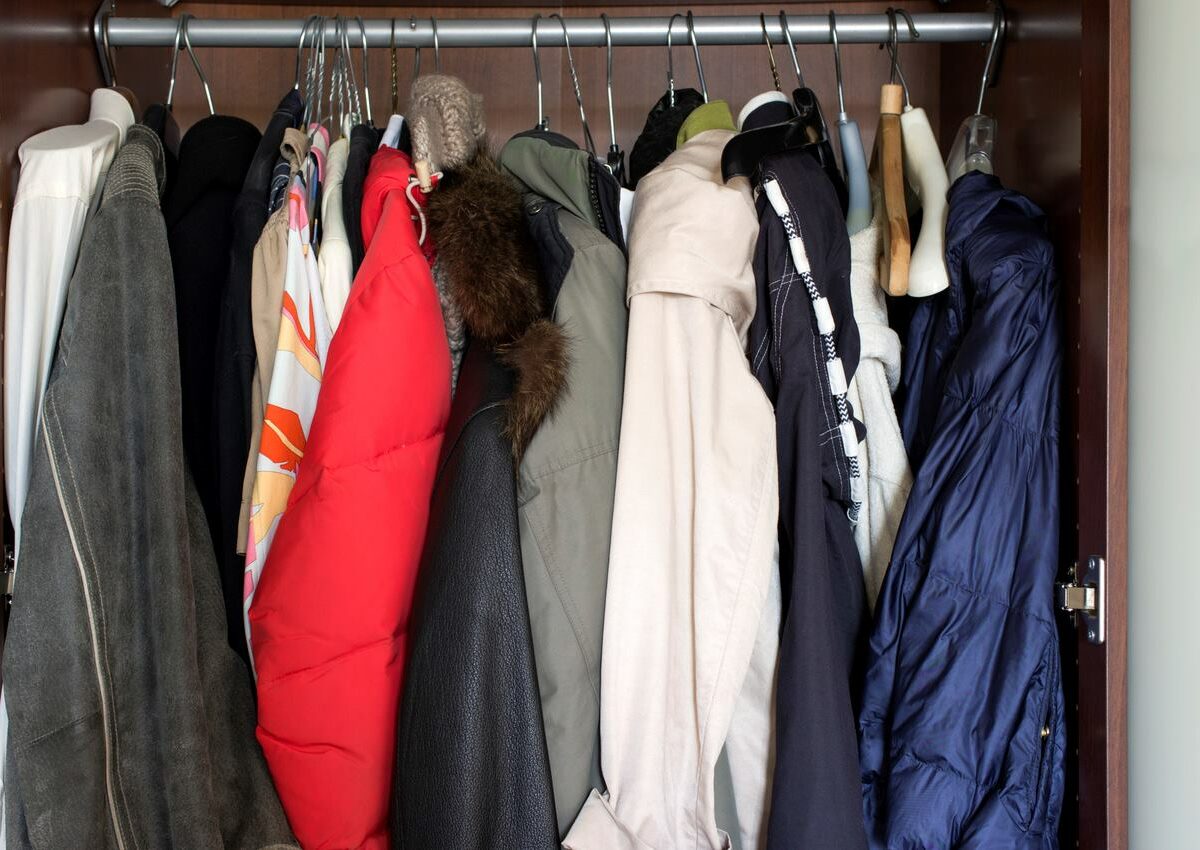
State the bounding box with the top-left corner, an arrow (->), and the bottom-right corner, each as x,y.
601,14 -> 617,152
531,14 -> 546,130
295,15 -> 319,90
179,14 -> 215,116
431,17 -> 441,72
883,8 -> 916,108
389,18 -> 398,113
356,16 -> 372,124
411,16 -> 421,78
666,13 -> 684,108
976,0 -> 1006,114
760,14 -> 781,92
166,15 -> 184,108
100,12 -> 118,87
549,14 -> 596,157
828,10 -> 847,117
779,10 -> 803,88
686,12 -> 708,103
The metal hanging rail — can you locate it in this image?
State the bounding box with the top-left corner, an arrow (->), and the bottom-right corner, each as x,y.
97,12 -> 997,49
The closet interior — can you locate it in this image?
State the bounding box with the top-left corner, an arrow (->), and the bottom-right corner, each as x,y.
0,0 -> 1128,848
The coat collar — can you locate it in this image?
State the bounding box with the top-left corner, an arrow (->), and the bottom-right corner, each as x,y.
427,149 -> 570,461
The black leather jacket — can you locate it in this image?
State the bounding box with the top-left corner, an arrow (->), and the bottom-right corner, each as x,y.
390,345 -> 558,850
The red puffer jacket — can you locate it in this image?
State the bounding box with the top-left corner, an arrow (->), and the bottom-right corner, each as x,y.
250,147 -> 451,850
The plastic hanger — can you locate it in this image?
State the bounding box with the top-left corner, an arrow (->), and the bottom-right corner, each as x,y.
601,14 -> 626,182
947,1 -> 1005,182
872,10 -> 911,296
829,11 -> 872,234
719,10 -> 844,206
888,9 -> 950,297
780,11 -> 846,211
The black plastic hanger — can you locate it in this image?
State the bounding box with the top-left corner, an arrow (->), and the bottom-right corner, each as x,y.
720,11 -> 848,213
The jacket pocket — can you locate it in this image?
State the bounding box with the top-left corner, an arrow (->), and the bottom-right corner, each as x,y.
1001,639 -> 1056,833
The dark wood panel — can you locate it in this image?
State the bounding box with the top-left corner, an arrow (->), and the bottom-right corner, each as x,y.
1077,0 -> 1129,846
163,2 -> 943,157
187,0 -> 893,6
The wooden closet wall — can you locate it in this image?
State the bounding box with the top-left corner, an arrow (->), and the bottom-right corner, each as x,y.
0,1 -> 1130,847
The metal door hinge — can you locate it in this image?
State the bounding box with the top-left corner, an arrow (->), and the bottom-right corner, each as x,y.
1056,556 -> 1105,645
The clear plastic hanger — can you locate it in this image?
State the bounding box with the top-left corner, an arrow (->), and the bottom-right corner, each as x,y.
946,1 -> 1005,182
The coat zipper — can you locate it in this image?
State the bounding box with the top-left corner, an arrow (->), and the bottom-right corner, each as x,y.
41,413 -> 129,850
588,164 -> 612,243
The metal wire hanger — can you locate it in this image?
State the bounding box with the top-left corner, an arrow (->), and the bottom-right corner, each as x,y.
600,14 -> 625,181
549,13 -> 597,156
686,11 -> 709,103
167,13 -> 215,115
530,13 -> 547,130
760,13 -> 781,92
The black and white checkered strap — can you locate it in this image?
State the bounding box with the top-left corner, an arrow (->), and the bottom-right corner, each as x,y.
762,177 -> 864,520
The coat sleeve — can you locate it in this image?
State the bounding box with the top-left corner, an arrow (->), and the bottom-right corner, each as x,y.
858,238 -> 1065,848
250,251 -> 450,850
563,291 -> 778,850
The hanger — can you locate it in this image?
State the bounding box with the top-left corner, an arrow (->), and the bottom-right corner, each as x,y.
97,12 -> 142,115
719,10 -> 845,205
889,9 -> 950,296
411,17 -> 422,78
780,10 -> 846,209
389,19 -> 399,114
379,18 -> 406,149
873,9 -> 911,296
355,17 -> 373,127
666,13 -> 684,107
530,14 -> 549,131
549,13 -> 597,156
686,12 -> 709,104
165,14 -> 215,116
829,11 -> 872,234
601,14 -> 625,182
760,13 -> 782,93
431,17 -> 442,73
946,1 -> 1005,182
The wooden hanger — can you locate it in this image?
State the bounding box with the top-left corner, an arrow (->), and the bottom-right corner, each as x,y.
876,82 -> 910,296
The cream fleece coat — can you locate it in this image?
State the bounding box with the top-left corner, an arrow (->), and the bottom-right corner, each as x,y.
846,198 -> 913,610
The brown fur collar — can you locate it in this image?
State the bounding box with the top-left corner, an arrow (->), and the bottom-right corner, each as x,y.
426,148 -> 569,461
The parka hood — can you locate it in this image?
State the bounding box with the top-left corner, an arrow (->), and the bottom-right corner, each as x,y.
426,148 -> 570,461
499,131 -> 598,228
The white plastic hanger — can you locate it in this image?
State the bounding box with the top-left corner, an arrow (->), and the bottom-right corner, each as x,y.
888,10 -> 950,297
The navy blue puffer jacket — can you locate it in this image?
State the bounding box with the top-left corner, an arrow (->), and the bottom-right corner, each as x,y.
858,172 -> 1065,849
